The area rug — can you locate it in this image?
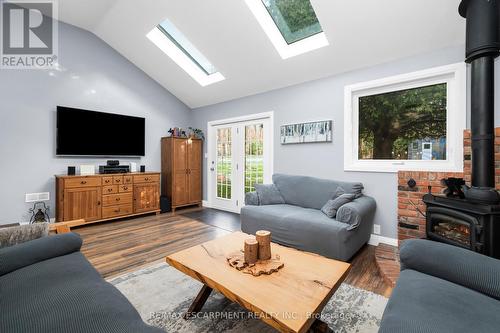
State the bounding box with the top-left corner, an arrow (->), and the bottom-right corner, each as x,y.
109,262 -> 388,333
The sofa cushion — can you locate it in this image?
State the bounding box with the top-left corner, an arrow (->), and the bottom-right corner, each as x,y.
255,184 -> 285,205
321,193 -> 356,218
0,223 -> 48,248
0,251 -> 162,333
379,269 -> 500,333
272,174 -> 364,209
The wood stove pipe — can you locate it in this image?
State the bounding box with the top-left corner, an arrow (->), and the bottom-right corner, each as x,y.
459,0 -> 500,203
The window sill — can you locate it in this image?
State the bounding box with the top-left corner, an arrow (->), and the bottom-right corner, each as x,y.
344,161 -> 464,173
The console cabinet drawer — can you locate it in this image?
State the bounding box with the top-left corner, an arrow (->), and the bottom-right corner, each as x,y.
133,174 -> 160,184
102,193 -> 133,207
65,177 -> 101,188
123,176 -> 133,184
119,184 -> 132,193
102,204 -> 133,219
102,177 -> 113,185
103,185 -> 118,194
113,176 -> 123,184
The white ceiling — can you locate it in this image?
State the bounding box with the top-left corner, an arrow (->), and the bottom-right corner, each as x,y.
56,0 -> 465,108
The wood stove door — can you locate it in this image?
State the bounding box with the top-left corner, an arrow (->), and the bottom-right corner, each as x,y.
426,206 -> 482,252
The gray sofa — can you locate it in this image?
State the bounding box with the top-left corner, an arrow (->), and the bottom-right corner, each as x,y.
0,232 -> 162,333
379,239 -> 500,333
241,174 -> 376,261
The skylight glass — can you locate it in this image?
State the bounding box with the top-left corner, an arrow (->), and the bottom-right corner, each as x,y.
262,0 -> 323,44
158,19 -> 217,75
245,0 -> 328,59
146,19 -> 224,86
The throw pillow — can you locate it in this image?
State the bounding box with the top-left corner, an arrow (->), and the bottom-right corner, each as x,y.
321,193 -> 356,218
0,223 -> 49,249
333,186 -> 346,199
255,184 -> 285,205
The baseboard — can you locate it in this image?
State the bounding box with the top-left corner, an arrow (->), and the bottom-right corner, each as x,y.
202,200 -> 210,208
368,234 -> 398,247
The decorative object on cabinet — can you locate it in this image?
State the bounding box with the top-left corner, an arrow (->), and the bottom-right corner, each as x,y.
79,164 -> 95,175
280,120 -> 332,144
55,172 -> 160,228
168,127 -> 187,138
161,137 -> 202,212
187,127 -> 205,140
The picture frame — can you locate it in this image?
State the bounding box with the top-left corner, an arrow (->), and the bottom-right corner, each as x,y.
280,120 -> 333,145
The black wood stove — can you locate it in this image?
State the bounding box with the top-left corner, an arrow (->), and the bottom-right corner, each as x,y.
424,0 -> 500,259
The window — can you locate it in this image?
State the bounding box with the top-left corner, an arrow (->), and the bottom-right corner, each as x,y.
146,19 -> 224,86
344,63 -> 466,173
262,0 -> 323,44
245,0 -> 328,59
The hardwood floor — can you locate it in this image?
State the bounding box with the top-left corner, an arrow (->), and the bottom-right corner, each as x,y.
76,213 -> 229,278
75,208 -> 391,297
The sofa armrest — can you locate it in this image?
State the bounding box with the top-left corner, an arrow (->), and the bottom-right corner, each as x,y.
245,192 -> 259,206
336,195 -> 376,230
400,239 -> 500,300
0,232 -> 82,276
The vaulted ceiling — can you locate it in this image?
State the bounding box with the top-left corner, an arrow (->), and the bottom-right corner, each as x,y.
56,0 -> 465,108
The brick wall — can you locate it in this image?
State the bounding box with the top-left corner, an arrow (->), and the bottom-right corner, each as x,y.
397,129 -> 500,243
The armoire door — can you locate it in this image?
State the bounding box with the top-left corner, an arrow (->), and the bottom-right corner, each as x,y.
63,187 -> 101,221
134,184 -> 160,213
173,139 -> 189,206
188,139 -> 202,203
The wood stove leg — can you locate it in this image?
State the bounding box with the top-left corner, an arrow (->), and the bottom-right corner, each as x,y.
183,285 -> 213,319
309,319 -> 332,333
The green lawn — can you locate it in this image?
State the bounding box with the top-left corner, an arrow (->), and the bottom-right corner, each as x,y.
216,156 -> 264,198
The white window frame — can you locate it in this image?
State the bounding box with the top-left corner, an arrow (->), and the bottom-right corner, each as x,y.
344,63 -> 467,173
244,0 -> 329,59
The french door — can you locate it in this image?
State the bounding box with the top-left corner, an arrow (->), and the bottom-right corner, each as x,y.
208,114 -> 273,213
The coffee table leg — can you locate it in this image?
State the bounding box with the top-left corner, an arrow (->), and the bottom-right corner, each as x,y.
183,285 -> 213,319
309,319 -> 332,333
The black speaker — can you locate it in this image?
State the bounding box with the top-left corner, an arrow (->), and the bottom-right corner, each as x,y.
67,166 -> 76,175
459,0 -> 500,62
140,165 -> 146,173
160,196 -> 171,213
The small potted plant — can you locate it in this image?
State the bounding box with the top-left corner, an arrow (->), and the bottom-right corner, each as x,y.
188,127 -> 205,140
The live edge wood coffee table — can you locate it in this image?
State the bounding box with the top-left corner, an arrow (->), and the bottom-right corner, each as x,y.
165,232 -> 351,333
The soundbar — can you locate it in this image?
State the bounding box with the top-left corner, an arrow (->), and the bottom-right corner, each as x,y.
99,165 -> 130,174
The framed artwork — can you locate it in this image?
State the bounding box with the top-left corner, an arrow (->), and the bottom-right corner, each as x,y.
280,120 -> 333,144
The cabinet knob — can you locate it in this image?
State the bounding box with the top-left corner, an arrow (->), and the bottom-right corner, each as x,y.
145,177 -> 149,181
116,198 -> 120,201
124,186 -> 128,190
81,181 -> 87,184
108,189 -> 113,192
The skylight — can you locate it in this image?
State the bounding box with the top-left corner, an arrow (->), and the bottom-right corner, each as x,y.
245,0 -> 328,59
147,19 -> 224,86
262,0 -> 323,44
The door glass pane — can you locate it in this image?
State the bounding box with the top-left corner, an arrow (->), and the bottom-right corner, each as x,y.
216,128 -> 232,199
358,83 -> 447,160
245,124 -> 264,193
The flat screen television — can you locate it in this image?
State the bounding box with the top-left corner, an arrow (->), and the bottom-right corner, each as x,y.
56,106 -> 145,156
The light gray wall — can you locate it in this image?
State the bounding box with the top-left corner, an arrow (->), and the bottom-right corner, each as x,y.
191,44 -> 477,240
0,21 -> 191,224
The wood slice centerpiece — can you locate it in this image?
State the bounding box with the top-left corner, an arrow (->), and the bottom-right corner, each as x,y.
226,230 -> 284,276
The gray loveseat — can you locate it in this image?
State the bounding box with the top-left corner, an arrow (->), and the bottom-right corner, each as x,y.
241,174 -> 376,261
0,231 -> 162,333
379,239 -> 500,333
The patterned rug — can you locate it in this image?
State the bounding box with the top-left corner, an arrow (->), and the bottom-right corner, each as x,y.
109,262 -> 388,333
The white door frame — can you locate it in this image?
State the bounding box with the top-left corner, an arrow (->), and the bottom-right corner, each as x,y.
207,111 -> 274,213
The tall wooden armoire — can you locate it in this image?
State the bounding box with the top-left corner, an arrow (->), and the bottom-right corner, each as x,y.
161,137 -> 202,211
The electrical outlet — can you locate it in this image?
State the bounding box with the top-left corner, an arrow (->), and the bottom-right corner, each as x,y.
373,224 -> 381,235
